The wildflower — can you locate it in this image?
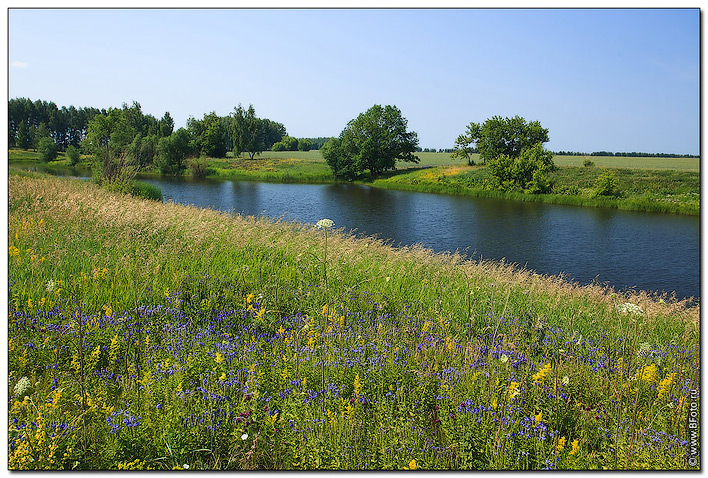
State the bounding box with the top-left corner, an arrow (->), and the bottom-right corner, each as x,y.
507,381 -> 520,399
636,363 -> 658,384
13,377 -> 31,397
9,245 -> 19,256
535,411 -> 543,423
241,433 -> 248,440
354,373 -> 362,397
569,439 -> 580,456
533,363 -> 552,386
617,302 -> 643,316
316,219 -> 334,229
103,305 -> 113,317
403,459 -> 418,470
561,375 -> 570,386
500,354 -> 509,363
183,464 -> 189,469
45,280 -> 55,293
658,373 -> 677,399
556,436 -> 567,453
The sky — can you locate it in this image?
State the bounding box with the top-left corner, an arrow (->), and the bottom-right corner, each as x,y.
7,8 -> 700,154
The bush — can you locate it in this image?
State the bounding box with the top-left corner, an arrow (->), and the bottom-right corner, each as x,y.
591,169 -> 619,197
271,142 -> 287,152
131,181 -> 163,201
66,145 -> 81,166
37,137 -> 58,162
583,159 -> 595,167
485,143 -> 555,194
187,155 -> 209,178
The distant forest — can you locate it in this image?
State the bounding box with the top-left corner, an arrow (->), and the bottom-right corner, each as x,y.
7,97 -> 698,159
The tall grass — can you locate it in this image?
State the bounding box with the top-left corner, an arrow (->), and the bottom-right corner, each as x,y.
7,175 -> 699,470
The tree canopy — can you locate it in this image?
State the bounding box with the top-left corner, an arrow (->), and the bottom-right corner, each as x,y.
453,115 -> 549,164
322,104 -> 419,180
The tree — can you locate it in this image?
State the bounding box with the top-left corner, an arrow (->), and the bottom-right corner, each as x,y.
485,142 -> 555,194
231,104 -> 265,159
81,108 -> 136,183
156,128 -> 191,175
298,138 -> 312,151
15,122 -> 31,150
66,145 -> 81,166
323,104 -> 419,180
159,112 -> 174,137
454,116 -> 549,164
37,137 -> 58,162
200,112 -> 227,158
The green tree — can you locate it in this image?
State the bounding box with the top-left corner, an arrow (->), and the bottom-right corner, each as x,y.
297,138 -> 312,151
37,137 -> 58,162
455,116 -> 549,164
15,122 -> 31,150
200,112 -> 227,158
231,104 -> 265,159
156,128 -> 191,175
324,104 -> 419,179
485,143 -> 555,194
66,145 -> 81,166
82,108 -> 136,184
159,112 -> 175,137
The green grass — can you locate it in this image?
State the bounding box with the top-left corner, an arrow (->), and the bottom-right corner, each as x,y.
7,174 -> 700,470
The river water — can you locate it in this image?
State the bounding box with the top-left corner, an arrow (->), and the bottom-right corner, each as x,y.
141,175 -> 699,302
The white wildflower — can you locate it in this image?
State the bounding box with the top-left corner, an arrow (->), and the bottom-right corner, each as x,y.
183,464 -> 189,469
562,375 -> 570,386
14,376 -> 31,397
241,433 -> 248,440
499,354 -> 509,363
46,279 -> 55,293
316,219 -> 334,229
617,302 -> 643,316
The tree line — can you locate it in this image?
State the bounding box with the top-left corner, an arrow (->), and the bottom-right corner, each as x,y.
555,150 -> 698,158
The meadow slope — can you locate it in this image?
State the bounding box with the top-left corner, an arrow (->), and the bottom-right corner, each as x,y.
7,175 -> 699,470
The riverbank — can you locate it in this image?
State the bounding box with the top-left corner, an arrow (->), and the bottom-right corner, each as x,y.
8,174 -> 699,470
9,149 -> 699,215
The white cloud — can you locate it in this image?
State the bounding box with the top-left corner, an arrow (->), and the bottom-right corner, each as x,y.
10,61 -> 28,69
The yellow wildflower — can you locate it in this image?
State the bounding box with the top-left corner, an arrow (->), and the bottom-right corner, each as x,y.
354,373 -> 362,397
535,411 -> 543,423
215,352 -> 224,364
657,372 -> 677,399
9,245 -> 19,256
507,381 -> 520,399
533,363 -> 552,385
569,439 -> 580,456
556,436 -> 566,453
636,363 -> 658,384
404,459 -> 418,470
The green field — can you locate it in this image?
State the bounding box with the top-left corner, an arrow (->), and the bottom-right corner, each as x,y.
8,174 -> 699,470
228,150 -> 701,172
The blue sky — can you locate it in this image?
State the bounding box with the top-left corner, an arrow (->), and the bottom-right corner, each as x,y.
8,8 -> 699,154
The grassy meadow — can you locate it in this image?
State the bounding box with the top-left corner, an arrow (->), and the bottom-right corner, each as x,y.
7,173 -> 699,470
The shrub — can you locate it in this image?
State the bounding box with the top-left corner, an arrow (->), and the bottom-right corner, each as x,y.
66,145 -> 81,166
271,142 -> 287,152
37,137 -> 58,162
187,155 -> 209,178
591,169 -> 619,197
583,159 -> 595,167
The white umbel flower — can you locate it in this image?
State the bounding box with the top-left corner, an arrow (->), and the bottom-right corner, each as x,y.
14,376 -> 31,397
316,219 -> 334,229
